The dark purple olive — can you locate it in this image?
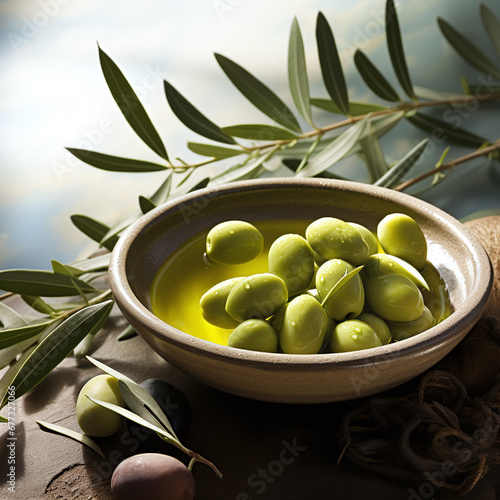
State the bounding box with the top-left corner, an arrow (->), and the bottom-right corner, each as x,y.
111,453 -> 195,500
126,379 -> 191,454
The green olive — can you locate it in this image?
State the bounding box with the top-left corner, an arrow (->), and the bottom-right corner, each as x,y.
200,277 -> 244,328
268,234 -> 315,296
388,306 -> 435,341
277,295 -> 329,354
330,319 -> 382,353
377,213 -> 427,270
316,259 -> 365,321
306,217 -> 370,266
363,253 -> 429,290
76,374 -> 126,437
357,312 -> 391,344
420,263 -> 452,322
347,222 -> 379,256
227,319 -> 278,352
365,274 -> 424,323
226,273 -> 288,322
206,220 -> 264,265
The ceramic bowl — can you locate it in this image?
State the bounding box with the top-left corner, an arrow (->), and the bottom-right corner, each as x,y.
109,178 -> 493,404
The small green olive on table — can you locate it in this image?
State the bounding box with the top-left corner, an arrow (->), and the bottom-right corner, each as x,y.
365,274 -> 424,323
377,213 -> 427,270
330,319 -> 382,353
206,220 -> 264,265
225,273 -> 288,322
227,319 -> 278,352
76,374 -> 126,437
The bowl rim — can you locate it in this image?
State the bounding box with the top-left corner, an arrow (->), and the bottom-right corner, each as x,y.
109,177 -> 493,369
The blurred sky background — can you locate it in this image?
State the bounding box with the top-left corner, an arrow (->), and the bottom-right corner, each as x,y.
1,0 -> 499,271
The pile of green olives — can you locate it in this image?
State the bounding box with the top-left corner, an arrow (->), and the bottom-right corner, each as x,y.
200,214 -> 445,355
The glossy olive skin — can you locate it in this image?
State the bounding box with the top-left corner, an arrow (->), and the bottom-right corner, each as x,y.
200,277 -> 244,328
306,217 -> 370,266
268,234 -> 315,296
388,306 -> 435,341
365,274 -> 424,323
111,454 -> 195,500
347,222 -> 379,256
206,220 -> 264,265
363,253 -> 429,290
377,213 -> 427,270
330,319 -> 382,353
126,379 -> 192,455
76,375 -> 126,437
228,319 -> 278,352
225,273 -> 288,322
316,259 -> 365,321
357,312 -> 391,345
277,295 -> 329,354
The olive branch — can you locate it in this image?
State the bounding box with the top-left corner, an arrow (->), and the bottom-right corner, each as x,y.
0,1 -> 499,410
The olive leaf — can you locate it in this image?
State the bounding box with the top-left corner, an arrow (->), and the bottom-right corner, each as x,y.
51,260 -> 83,278
187,142 -> 242,159
98,210 -> 142,249
374,138 -> 428,188
150,172 -> 173,206
36,420 -> 105,459
0,270 -> 98,297
0,416 -> 7,423
0,302 -> 28,329
321,266 -> 364,309
98,46 -> 169,160
70,253 -> 111,275
188,177 -> 210,192
215,53 -> 302,133
164,80 -> 235,144
438,17 -> 500,80
386,0 -> 416,99
0,301 -> 113,408
480,4 -> 500,56
296,117 -> 369,177
66,149 -> 168,173
288,17 -> 313,126
21,295 -> 56,316
117,324 -> 137,341
311,97 -> 387,116
353,50 -> 400,102
0,337 -> 41,371
139,195 -> 156,215
364,255 -> 429,290
70,214 -> 118,252
221,124 -> 298,141
316,12 -> 350,115
406,112 -> 487,148
359,123 -> 388,182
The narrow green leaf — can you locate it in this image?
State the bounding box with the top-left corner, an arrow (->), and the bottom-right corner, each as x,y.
480,4 -> 500,56
374,139 -> 428,188
21,295 -> 56,316
297,117 -> 369,177
51,260 -> 83,278
187,142 -> 242,159
353,50 -> 401,102
0,270 -> 98,297
189,177 -> 210,192
437,17 -> 500,80
221,124 -> 298,141
99,210 -> 141,248
282,158 -> 350,181
150,173 -> 173,206
296,136 -> 321,173
359,124 -> 388,182
406,112 -> 487,148
215,53 -> 302,133
316,12 -> 350,115
0,416 -> 7,423
98,47 -> 169,160
164,80 -> 235,144
86,356 -> 177,438
0,303 -> 28,329
139,196 -> 156,215
117,324 -> 137,341
0,301 -> 113,408
70,253 -> 111,274
66,149 -> 167,173
36,420 -> 105,458
414,86 -> 463,101
311,97 -> 387,116
386,0 -> 416,99
288,17 -> 313,125
71,214 -> 118,252
0,337 -> 40,371
321,266 -> 364,308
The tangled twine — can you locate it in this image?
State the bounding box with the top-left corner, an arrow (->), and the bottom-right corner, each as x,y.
339,368 -> 500,496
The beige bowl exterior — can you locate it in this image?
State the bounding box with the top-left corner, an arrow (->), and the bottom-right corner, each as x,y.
109,178 -> 493,403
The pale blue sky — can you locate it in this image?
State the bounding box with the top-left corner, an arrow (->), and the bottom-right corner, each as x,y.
1,0 -> 499,270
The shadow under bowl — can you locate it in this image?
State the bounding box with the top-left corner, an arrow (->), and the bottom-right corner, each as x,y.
109,178 -> 493,404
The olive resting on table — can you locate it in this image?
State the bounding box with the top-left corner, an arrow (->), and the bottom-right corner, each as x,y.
199,214 -> 446,355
